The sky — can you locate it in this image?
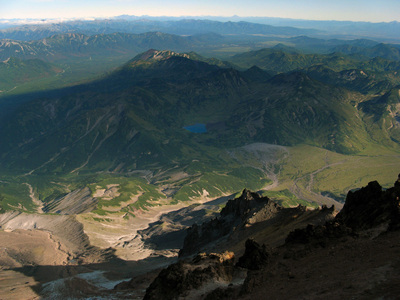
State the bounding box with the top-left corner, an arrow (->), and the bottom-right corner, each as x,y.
0,0 -> 399,23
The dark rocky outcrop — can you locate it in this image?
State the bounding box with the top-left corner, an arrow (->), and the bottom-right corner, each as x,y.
236,239 -> 269,270
143,251 -> 235,300
138,199 -> 226,251
220,189 -> 267,219
234,178 -> 400,299
336,180 -> 400,231
178,219 -> 232,257
179,189 -> 279,257
204,286 -> 236,300
286,178 -> 400,247
285,220 -> 352,246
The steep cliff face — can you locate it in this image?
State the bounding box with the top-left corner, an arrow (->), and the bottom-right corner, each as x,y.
179,189 -> 336,257
219,189 -> 272,219
179,189 -> 280,257
287,176 -> 400,246
336,179 -> 400,230
235,239 -> 269,270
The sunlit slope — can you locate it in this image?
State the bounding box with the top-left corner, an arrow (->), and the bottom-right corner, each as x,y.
230,48 -> 400,87
0,57 -> 62,92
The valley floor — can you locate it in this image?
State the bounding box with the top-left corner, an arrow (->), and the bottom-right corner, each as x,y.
1,144 -> 400,299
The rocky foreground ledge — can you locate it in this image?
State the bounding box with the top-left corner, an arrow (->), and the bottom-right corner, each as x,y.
132,178 -> 400,299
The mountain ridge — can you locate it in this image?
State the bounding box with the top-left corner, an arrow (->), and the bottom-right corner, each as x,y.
139,177 -> 400,299
0,32 -> 192,62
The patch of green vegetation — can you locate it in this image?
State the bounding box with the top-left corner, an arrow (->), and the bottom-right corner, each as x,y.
210,46 -> 253,56
261,189 -> 318,208
173,166 -> 271,202
0,181 -> 34,211
22,175 -> 79,203
313,153 -> 400,194
123,212 -> 135,219
277,144 -> 400,203
0,58 -> 61,92
0,55 -> 131,98
91,208 -> 108,216
87,175 -> 166,214
320,191 -> 346,203
93,217 -> 106,222
218,203 -> 226,210
279,145 -> 345,182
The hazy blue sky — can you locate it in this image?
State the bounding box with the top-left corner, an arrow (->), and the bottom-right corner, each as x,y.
0,0 -> 399,22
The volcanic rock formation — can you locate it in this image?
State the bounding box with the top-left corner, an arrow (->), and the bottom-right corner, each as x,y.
179,189 -> 280,257
142,177 -> 400,299
143,251 -> 235,300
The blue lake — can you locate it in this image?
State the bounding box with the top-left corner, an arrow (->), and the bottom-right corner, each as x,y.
184,123 -> 207,133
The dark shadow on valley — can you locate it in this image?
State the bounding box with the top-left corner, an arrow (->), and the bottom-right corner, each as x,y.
139,193 -> 235,250
10,253 -> 177,297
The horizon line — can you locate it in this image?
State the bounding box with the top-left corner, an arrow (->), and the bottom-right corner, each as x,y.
0,14 -> 399,25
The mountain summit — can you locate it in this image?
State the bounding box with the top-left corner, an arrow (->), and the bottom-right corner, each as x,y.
131,49 -> 190,63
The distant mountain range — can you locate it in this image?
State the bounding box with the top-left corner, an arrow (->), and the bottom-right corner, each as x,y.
2,30 -> 399,97
1,16 -> 400,42
0,19 -> 320,41
0,32 -> 192,62
1,31 -> 400,67
208,17 -> 400,41
230,47 -> 400,82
